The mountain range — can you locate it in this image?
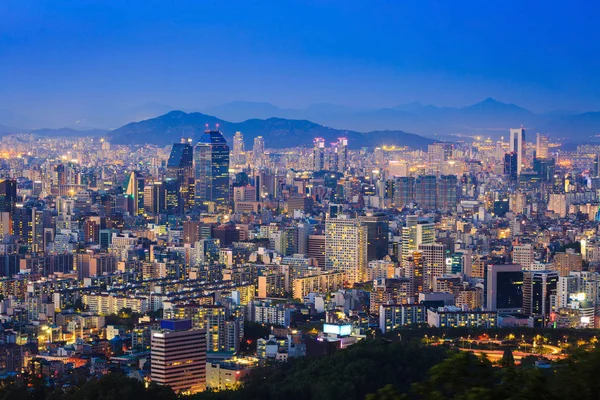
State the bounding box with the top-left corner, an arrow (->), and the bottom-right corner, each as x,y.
108,111 -> 434,149
201,98 -> 600,141
4,98 -> 600,146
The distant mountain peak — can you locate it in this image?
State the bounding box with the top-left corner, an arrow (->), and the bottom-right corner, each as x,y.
108,111 -> 434,149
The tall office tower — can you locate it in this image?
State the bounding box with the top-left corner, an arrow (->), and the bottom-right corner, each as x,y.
124,171 -> 145,216
194,130 -> 230,209
233,131 -> 244,165
414,175 -> 437,210
0,179 -> 17,215
144,182 -> 166,215
509,127 -> 526,175
328,142 -> 339,172
308,234 -> 326,268
151,319 -> 206,394
418,243 -> 446,290
401,217 -> 434,267
593,154 -> 600,178
495,140 -> 505,161
405,251 -> 425,297
394,176 -> 415,207
359,213 -> 390,261
522,270 -> 558,319
252,136 -> 265,167
536,133 -> 549,159
485,264 -> 523,312
436,175 -> 457,212
337,137 -> 348,172
313,138 -> 325,171
325,216 -> 368,284
428,143 -> 453,163
166,139 -> 194,212
512,244 -> 534,269
504,152 -> 518,180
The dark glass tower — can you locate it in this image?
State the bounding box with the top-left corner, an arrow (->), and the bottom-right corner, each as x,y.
166,140 -> 194,212
0,179 -> 17,214
194,130 -> 230,208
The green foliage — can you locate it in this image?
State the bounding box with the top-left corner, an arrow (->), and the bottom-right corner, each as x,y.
500,349 -> 515,367
8,341 -> 600,400
190,340 -> 448,400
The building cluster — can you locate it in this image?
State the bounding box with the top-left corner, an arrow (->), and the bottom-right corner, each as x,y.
0,125 -> 596,393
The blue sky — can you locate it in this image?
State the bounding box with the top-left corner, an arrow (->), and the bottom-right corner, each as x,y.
2,0 -> 600,126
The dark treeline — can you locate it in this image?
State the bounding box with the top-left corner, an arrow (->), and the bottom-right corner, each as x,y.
4,339 -> 600,400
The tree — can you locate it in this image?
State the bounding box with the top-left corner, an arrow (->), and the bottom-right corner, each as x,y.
366,384 -> 407,400
500,349 -> 515,367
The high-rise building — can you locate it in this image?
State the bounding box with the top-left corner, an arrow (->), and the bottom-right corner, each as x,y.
486,264 -> 523,312
233,132 -> 244,165
337,137 -> 348,172
124,171 -> 144,216
325,216 -> 368,284
0,180 -> 17,215
405,251 -> 425,297
512,244 -> 534,269
401,216 -> 434,266
428,143 -> 453,163
536,133 -> 549,159
194,130 -> 230,209
436,175 -> 457,212
313,138 -> 325,171
359,213 -> 390,261
394,177 -> 415,207
522,270 -> 558,319
504,152 -> 518,180
151,319 -> 206,394
308,234 -> 326,268
414,175 -> 437,210
166,139 -> 194,212
252,136 -> 265,167
418,243 -> 446,290
554,251 -> 583,277
509,127 -> 526,175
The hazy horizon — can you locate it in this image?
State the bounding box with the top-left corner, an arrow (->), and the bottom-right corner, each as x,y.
3,0 -> 600,129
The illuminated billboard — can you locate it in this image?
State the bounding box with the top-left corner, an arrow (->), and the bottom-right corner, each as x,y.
323,324 -> 352,336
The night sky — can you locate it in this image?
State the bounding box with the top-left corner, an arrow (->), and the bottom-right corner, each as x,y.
2,0 -> 600,127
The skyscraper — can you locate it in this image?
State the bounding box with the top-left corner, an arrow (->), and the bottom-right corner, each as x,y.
485,264 -> 523,312
414,175 -> 437,210
252,136 -> 265,167
359,213 -> 390,261
194,130 -> 230,209
504,152 -> 518,180
233,131 -> 244,165
436,175 -> 457,212
125,171 -> 144,216
313,138 -> 325,171
509,127 -> 526,175
337,137 -> 348,172
151,319 -> 206,394
0,179 -> 17,215
325,216 -> 368,284
166,139 -> 194,212
522,270 -> 558,319
535,133 -> 549,159
394,176 -> 415,207
401,217 -> 434,267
